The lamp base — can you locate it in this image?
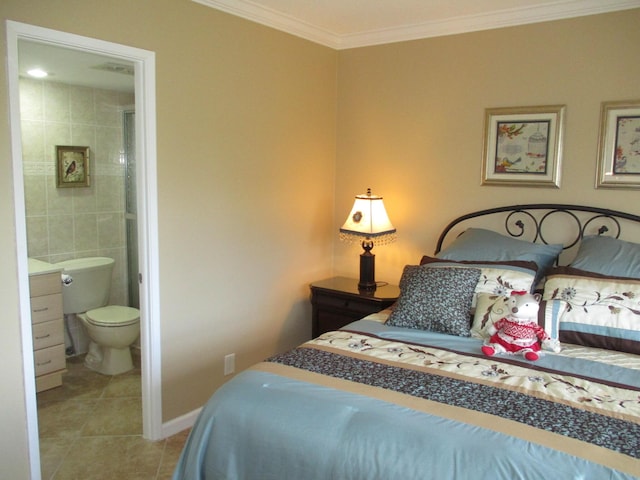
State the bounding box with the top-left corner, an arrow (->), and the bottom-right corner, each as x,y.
358,248 -> 376,291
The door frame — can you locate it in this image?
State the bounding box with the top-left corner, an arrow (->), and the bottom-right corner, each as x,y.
6,20 -> 162,478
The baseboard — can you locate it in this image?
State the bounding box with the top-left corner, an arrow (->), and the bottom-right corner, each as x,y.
161,407 -> 202,438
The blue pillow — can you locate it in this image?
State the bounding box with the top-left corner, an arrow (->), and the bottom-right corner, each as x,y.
571,235 -> 640,278
437,228 -> 563,276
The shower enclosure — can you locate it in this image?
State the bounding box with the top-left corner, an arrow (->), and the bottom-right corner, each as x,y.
124,110 -> 139,309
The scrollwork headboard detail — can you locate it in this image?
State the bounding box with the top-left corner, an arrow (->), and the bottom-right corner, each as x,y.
435,204 -> 640,262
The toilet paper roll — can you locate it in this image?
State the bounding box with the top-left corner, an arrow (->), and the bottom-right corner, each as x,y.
61,274 -> 73,286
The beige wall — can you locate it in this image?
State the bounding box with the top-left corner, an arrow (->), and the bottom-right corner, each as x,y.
334,9 -> 640,287
1,1 -> 336,478
1,2 -> 639,478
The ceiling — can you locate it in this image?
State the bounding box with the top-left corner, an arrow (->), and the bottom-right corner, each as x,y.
18,41 -> 135,93
194,0 -> 640,49
16,0 -> 639,93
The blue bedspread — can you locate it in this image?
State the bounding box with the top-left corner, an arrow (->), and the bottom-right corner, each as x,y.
173,319 -> 640,479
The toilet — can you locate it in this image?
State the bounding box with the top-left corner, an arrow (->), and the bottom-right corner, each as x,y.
57,257 -> 140,375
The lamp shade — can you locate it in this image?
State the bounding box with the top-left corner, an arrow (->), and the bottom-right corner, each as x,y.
339,188 -> 396,245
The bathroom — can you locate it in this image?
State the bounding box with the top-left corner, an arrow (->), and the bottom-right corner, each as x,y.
19,40 -> 139,363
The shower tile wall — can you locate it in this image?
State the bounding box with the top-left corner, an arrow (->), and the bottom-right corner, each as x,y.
20,78 -> 134,353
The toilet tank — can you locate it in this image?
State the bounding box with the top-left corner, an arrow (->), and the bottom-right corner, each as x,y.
56,257 -> 115,314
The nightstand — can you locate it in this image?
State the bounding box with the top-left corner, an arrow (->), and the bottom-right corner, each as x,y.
310,276 -> 400,337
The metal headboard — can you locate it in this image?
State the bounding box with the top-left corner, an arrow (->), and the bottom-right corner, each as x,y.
435,204 -> 640,256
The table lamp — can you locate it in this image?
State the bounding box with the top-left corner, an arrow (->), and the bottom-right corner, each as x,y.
339,188 -> 396,291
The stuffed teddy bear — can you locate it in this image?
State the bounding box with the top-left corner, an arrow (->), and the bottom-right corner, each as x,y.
481,291 -> 560,361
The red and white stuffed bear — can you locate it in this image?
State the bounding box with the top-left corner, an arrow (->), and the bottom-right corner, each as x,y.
481,291 -> 560,361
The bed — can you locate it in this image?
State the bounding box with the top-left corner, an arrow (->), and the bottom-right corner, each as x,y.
173,204 -> 640,480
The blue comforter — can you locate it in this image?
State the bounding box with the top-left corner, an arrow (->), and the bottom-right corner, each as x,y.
174,319 -> 640,479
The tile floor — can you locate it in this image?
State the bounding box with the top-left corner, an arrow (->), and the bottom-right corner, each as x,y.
37,350 -> 190,480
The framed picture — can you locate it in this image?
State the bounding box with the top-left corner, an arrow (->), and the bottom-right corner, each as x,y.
596,100 -> 640,189
481,105 -> 565,188
56,145 -> 90,188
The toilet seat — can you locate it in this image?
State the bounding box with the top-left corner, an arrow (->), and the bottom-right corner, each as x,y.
85,305 -> 139,327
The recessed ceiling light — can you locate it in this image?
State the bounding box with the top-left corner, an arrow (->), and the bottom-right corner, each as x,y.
27,68 -> 48,78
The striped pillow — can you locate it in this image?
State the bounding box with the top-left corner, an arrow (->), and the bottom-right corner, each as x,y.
541,267 -> 640,354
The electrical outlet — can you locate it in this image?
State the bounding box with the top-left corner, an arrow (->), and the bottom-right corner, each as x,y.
224,353 -> 235,375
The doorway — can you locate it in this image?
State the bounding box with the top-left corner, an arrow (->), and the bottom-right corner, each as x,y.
6,21 -> 161,479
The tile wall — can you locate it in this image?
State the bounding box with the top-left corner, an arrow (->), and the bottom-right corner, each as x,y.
20,77 -> 135,353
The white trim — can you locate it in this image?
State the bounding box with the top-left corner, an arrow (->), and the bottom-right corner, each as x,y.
133,47 -> 163,441
193,0 -> 640,49
162,407 -> 202,438
6,20 -> 161,479
340,0 -> 640,49
192,0 -> 341,47
5,23 -> 40,479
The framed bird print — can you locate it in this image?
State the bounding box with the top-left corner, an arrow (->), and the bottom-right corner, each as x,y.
596,100 -> 640,189
481,105 -> 565,188
56,145 -> 90,188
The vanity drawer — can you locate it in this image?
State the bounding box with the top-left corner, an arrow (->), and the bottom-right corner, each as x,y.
32,319 -> 64,350
29,272 -> 62,297
34,344 -> 65,376
30,293 -> 63,324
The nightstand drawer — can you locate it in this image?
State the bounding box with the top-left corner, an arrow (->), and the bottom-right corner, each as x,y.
317,310 -> 363,332
313,291 -> 380,315
310,277 -> 400,338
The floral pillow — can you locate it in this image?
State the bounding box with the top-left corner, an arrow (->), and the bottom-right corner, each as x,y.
471,293 -> 509,339
472,292 -> 558,342
420,256 -> 537,307
387,265 -> 481,336
542,267 -> 640,354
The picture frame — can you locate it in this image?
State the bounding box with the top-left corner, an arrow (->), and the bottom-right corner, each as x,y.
596,100 -> 640,189
56,145 -> 90,188
481,105 -> 565,188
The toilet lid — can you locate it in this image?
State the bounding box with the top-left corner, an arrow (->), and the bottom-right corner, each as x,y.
86,305 -> 140,327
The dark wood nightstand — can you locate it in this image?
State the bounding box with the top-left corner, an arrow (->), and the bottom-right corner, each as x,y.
310,276 -> 400,337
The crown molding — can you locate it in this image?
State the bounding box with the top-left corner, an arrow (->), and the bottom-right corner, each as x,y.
193,0 -> 640,50
192,0 -> 341,47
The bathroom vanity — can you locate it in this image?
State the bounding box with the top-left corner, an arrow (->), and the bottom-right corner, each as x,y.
28,259 -> 66,392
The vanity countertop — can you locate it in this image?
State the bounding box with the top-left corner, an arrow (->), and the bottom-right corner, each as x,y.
28,258 -> 62,276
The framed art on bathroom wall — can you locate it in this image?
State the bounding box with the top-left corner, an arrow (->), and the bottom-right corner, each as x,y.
56,145 -> 90,188
596,99 -> 640,189
481,105 -> 565,188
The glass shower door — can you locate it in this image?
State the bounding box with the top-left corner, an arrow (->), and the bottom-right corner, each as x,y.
124,110 -> 139,308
